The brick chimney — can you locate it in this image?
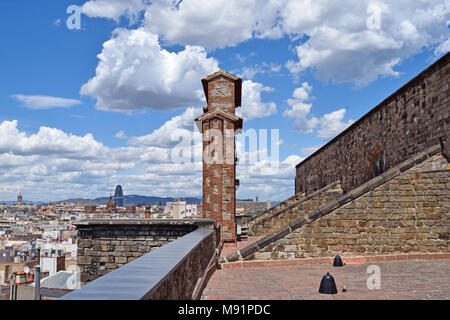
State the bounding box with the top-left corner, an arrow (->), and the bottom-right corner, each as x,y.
195,69 -> 243,243
144,205 -> 151,219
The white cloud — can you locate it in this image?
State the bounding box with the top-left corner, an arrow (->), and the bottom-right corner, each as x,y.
236,153 -> 304,200
238,62 -> 282,80
115,130 -> 128,139
283,83 -> 354,138
0,120 -> 106,159
80,1 -> 449,87
237,80 -> 277,121
0,119 -> 304,202
80,27 -> 218,113
0,153 -> 38,168
315,109 -> 354,139
0,120 -> 142,201
283,82 -> 315,132
283,0 -> 450,86
300,145 -> 322,156
435,37 -> 450,56
128,107 -> 202,148
81,27 -> 279,118
133,0 -> 450,85
11,95 -> 81,110
81,0 -> 148,22
143,0 -> 282,49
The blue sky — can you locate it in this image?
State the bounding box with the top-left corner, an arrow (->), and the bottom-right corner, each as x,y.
0,0 -> 448,202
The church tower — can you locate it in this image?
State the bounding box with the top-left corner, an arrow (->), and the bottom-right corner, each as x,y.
195,69 -> 243,243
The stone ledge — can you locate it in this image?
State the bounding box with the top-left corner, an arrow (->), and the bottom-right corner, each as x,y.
380,167 -> 400,183
247,181 -> 340,225
238,242 -> 260,259
256,226 -> 291,250
398,158 -> 415,172
426,144 -> 442,157
288,216 -> 308,230
443,140 -> 450,159
75,218 -> 215,227
412,152 -> 428,165
61,228 -> 216,300
221,253 -> 450,269
349,183 -> 370,200
337,193 -> 352,206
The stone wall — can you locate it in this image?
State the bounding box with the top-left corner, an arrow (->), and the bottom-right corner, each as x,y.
295,52 -> 450,195
248,152 -> 449,261
76,219 -> 214,284
62,227 -> 219,300
145,229 -> 217,299
248,182 -> 343,236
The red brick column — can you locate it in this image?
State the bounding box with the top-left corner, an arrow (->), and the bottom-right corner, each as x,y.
195,70 -> 243,243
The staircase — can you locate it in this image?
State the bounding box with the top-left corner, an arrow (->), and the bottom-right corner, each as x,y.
239,223 -> 249,241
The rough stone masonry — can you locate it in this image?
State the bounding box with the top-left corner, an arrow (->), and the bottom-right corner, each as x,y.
195,70 -> 243,242
295,52 -> 450,195
75,220 -> 213,284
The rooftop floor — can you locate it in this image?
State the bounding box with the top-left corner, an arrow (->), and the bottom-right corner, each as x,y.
220,236 -> 263,258
202,259 -> 450,300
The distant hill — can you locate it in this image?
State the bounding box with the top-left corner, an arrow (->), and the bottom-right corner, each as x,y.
41,195 -> 202,206
0,201 -> 43,205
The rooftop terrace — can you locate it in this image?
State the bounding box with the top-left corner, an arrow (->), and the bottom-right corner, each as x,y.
202,258 -> 450,300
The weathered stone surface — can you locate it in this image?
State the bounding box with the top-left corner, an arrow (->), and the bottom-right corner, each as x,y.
296,53 -> 449,195
288,216 -> 307,231
256,226 -> 291,249
248,182 -> 343,236
247,153 -> 449,260
239,242 -> 260,259
75,219 -> 215,284
226,251 -> 241,263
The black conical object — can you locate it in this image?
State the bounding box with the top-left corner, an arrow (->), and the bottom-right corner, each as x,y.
333,255 -> 343,267
319,272 -> 338,294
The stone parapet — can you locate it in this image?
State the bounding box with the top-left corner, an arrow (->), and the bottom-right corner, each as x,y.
62,227 -> 218,300
75,219 -> 215,284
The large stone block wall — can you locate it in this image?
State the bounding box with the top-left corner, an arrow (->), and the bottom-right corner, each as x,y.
145,229 -> 216,299
248,153 -> 449,260
62,227 -> 219,300
295,52 -> 450,195
249,182 -> 343,236
76,220 -> 213,284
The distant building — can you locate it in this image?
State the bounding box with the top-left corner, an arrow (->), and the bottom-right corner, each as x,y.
144,205 -> 151,219
125,205 -> 136,214
164,200 -> 200,219
106,195 -> 116,213
114,185 -> 124,207
84,205 -> 97,214
236,200 -> 271,214
17,192 -> 23,204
